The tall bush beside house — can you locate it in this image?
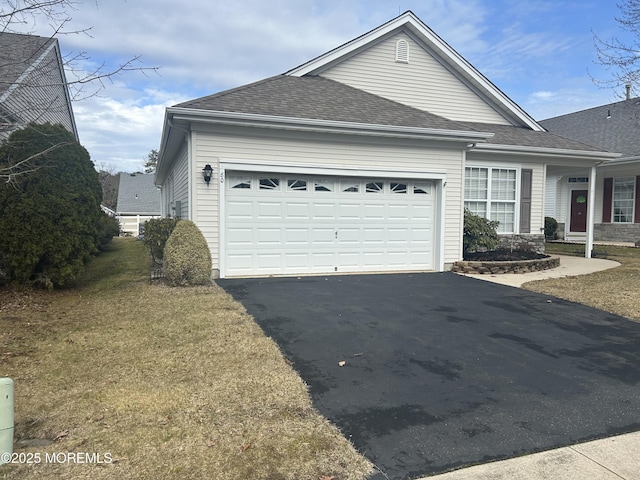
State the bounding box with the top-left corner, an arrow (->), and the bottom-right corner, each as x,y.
0,123 -> 106,288
163,220 -> 212,286
544,217 -> 558,240
463,209 -> 500,257
143,217 -> 179,264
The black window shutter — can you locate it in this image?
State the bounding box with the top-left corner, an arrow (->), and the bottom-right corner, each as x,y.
519,169 -> 532,233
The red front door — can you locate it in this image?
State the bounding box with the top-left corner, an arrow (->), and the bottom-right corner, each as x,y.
570,190 -> 588,232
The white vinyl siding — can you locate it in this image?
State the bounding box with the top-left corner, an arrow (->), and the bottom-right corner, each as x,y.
191,125 -> 464,271
172,144 -> 189,218
319,32 -> 511,125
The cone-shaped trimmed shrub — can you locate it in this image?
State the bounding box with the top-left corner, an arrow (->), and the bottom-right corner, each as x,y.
163,220 -> 212,286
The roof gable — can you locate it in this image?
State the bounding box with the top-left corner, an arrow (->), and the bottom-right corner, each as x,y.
286,11 -> 542,131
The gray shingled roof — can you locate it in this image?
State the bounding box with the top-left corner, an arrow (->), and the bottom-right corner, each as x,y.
176,75 -> 603,152
0,32 -> 55,98
540,98 -> 640,157
116,173 -> 161,215
177,75 -> 471,131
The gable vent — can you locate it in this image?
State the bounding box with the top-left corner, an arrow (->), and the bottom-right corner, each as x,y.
395,39 -> 409,63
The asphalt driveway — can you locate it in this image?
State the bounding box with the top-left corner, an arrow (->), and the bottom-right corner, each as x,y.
218,273 -> 640,480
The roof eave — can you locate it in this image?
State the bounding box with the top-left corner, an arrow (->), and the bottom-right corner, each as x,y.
168,106 -> 494,144
472,142 -> 621,161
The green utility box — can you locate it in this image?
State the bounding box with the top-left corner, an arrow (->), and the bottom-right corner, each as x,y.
0,378 -> 13,465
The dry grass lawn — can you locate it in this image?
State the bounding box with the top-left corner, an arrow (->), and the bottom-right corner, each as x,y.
524,243 -> 640,322
0,238 -> 373,479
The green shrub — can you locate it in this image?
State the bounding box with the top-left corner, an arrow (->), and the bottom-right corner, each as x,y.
163,220 -> 212,286
463,209 -> 500,257
143,217 -> 179,264
0,123 -> 104,287
97,213 -> 121,250
544,216 -> 558,240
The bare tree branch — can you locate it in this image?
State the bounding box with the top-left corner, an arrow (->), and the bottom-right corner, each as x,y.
1,138 -> 73,186
0,0 -> 160,173
592,0 -> 640,97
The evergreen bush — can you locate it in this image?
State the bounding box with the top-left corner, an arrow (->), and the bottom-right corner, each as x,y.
0,124 -> 105,287
163,220 -> 212,286
143,217 -> 179,264
544,216 -> 558,240
463,209 -> 500,257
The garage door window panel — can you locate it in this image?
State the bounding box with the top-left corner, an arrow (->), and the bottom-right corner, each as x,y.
391,182 -> 408,194
287,179 -> 307,191
314,179 -> 333,192
259,178 -> 280,190
366,181 -> 384,193
229,176 -> 252,190
414,182 -> 431,195
342,180 -> 359,193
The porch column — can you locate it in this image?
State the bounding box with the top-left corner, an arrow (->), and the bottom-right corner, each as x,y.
585,165 -> 597,258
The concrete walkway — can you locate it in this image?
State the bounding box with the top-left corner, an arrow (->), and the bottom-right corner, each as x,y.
459,255 -> 620,288
437,255 -> 640,480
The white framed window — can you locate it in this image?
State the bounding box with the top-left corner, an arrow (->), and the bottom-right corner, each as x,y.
465,167 -> 518,233
613,176 -> 635,223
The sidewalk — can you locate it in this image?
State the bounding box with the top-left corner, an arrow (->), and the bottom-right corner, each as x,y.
439,255 -> 640,480
421,430 -> 640,479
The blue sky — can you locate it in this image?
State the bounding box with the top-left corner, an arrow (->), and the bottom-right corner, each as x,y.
10,0 -> 631,172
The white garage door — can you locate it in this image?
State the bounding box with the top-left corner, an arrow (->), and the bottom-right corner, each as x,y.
224,172 -> 435,277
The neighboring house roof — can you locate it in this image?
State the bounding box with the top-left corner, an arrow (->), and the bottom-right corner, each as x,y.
540,97 -> 640,160
116,173 -> 161,215
0,32 -> 78,139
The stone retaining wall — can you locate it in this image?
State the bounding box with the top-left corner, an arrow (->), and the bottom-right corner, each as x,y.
452,256 -> 560,275
498,234 -> 545,253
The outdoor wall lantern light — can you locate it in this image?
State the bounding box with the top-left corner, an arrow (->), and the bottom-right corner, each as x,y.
202,164 -> 213,185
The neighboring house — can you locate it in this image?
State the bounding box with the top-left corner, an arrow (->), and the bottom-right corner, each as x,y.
0,32 -> 78,140
156,11 -> 615,279
116,173 -> 161,236
541,97 -> 640,243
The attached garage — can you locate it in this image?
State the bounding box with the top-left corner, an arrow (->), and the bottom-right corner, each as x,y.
223,171 -> 436,277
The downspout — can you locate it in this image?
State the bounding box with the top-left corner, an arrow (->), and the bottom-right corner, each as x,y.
585,164 -> 599,258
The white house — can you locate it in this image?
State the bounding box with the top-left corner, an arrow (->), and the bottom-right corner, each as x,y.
156,11 -> 616,278
541,96 -> 639,243
116,173 -> 161,236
